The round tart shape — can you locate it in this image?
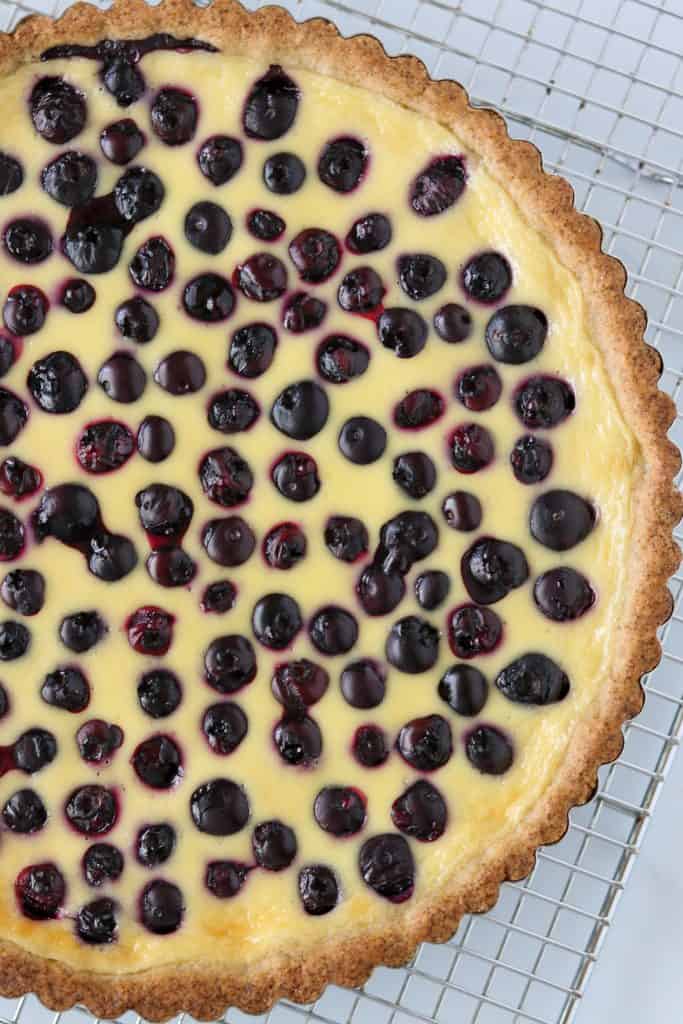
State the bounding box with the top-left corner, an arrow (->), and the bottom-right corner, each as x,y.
0,0 -> 678,1019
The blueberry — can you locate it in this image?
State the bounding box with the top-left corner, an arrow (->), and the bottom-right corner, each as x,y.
0,620 -> 30,660
288,228 -> 341,283
41,152 -> 96,207
391,780 -> 447,841
263,522 -> 307,570
485,306 -> 548,364
392,452 -> 437,499
115,296 -> 159,343
496,652 -> 570,706
0,462 -> 37,505
184,202 -> 232,255
13,728 -> 57,774
338,416 -> 387,464
16,863 -> 64,919
98,351 -> 147,403
271,452 -> 320,502
449,423 -> 495,473
154,351 -> 206,394
0,153 -> 23,195
150,87 -> 198,145
3,218 -> 53,264
318,136 -> 367,192
144,549 -> 196,591
398,253 -> 446,301
32,484 -> 99,546
3,285 -> 48,336
247,208 -> 285,242
0,510 -> 24,561
140,880 -> 184,934
415,570 -> 450,611
273,715 -> 322,766
76,420 -> 134,474
65,785 -> 118,835
135,484 -> 193,540
131,735 -> 183,789
229,322 -> 277,377
76,897 -> 118,944
201,516 -> 256,567
252,819 -> 297,870
30,77 -> 86,144
263,153 -> 306,194
442,491 -> 482,532
514,375 -> 575,428
126,605 -> 175,656
206,861 -> 250,899
88,532 -> 138,582
76,720 -> 123,764
462,251 -> 512,303
455,364 -> 502,412
434,302 -> 472,343
1,569 -> 45,616
271,659 -> 329,713
438,664 -> 488,716
386,613 -> 439,673
138,669 -> 182,719
271,380 -> 329,440
252,593 -> 302,650
309,606 -> 358,656
465,725 -> 514,775
136,823 -> 176,867
3,790 -> 47,833
114,167 -> 164,223
316,335 -> 370,383
0,387 -> 27,444
60,278 -> 95,314
393,389 -> 444,430
202,702 -> 248,756
377,308 -> 428,358
100,119 -> 145,164
235,254 -> 288,302
28,350 -> 88,414
397,714 -> 452,771
447,604 -> 502,659
356,564 -> 405,617
83,843 -> 124,887
41,665 -> 89,711
198,135 -> 243,185
338,267 -> 385,314
62,204 -> 125,276
314,786 -> 366,835
282,291 -> 327,333
129,237 -> 175,291
204,634 -> 257,693
243,66 -> 300,141
102,58 -> 145,108
410,155 -> 466,216
298,865 -> 339,915
324,515 -> 368,563
190,778 -> 250,835
352,725 -> 389,768
529,490 -> 596,551
533,567 -> 595,621
137,415 -> 175,461
461,537 -> 529,605
340,659 -> 386,708
377,511 -> 438,575
359,834 -> 415,902
346,212 -> 391,254
199,447 -> 253,507
0,683 -> 7,720
510,435 -> 553,484
0,336 -> 16,376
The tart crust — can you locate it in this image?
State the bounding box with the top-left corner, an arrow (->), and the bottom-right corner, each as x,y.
0,0 -> 680,1017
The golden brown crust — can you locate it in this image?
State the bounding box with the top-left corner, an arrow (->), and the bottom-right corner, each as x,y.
0,0 -> 680,1018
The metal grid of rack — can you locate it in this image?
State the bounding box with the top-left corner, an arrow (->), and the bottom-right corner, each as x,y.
0,0 -> 681,1021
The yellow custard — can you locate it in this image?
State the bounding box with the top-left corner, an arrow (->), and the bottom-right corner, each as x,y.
0,48 -> 637,973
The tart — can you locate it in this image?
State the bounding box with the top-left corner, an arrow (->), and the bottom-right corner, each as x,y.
0,0 -> 678,1018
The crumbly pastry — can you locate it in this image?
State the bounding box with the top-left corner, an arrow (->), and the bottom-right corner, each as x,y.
0,0 -> 679,1017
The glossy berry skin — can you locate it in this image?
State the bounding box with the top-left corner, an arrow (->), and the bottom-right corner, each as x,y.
76,897 -> 118,945
132,735 -> 183,790
191,778 -> 251,836
465,725 -> 514,775
30,77 -> 86,144
13,728 -> 57,774
461,537 -> 529,605
201,580 -> 237,614
338,416 -> 387,465
183,274 -> 235,323
325,515 -> 368,563
359,834 -> 415,902
449,423 -> 495,474
209,389 -> 260,434
0,511 -> 25,562
352,725 -> 389,768
434,302 -> 472,343
271,452 -> 320,502
3,789 -> 47,833
298,865 -> 339,916
316,335 -> 370,384
65,785 -> 118,835
243,66 -> 300,141
314,786 -> 366,836
59,611 -> 106,654
485,306 -> 548,364
271,381 -> 329,440
263,152 -> 306,194
510,435 -> 553,484
357,564 -> 405,617
496,653 -> 570,705
184,201 -> 232,255
204,634 -> 257,693
198,135 -> 243,185
346,213 -> 392,254
377,308 -> 427,359
3,218 -> 53,264
318,136 -> 367,192
392,452 -> 437,499
89,532 -> 138,583
126,605 -> 175,656
0,153 -> 23,195
0,336 -> 16,377
148,552 -> 193,590
398,253 -> 447,301
229,323 -> 277,378
461,251 -> 512,303
235,254 -> 288,301
16,863 -> 65,920
113,167 -> 164,223
438,664 -> 488,716
282,291 -> 327,333
247,208 -> 285,242
76,720 -> 123,764
115,296 -> 159,343
391,780 -> 447,841
252,593 -> 302,650
76,421 -> 134,474
338,267 -> 385,315
385,616 -> 439,674
0,387 -> 27,445
201,516 -> 256,568
273,715 -> 322,766
288,228 -> 341,283
415,570 -> 450,611
98,352 -> 147,403
129,237 -> 175,292
140,880 -> 184,935
376,511 -> 439,575
32,483 -> 99,547
28,351 -> 88,414
136,823 -> 176,867
410,155 -> 466,217
154,351 -> 206,395
135,484 -> 193,541
150,87 -> 198,146
1,569 -> 45,616
61,278 -> 96,314
263,522 -> 307,570
41,666 -> 90,711
529,490 -> 596,551
448,604 -> 503,659
396,714 -> 452,771
203,702 -> 248,756
138,669 -> 182,719
514,376 -> 576,429
82,843 -> 124,887
455,364 -> 503,412
394,389 -> 444,430
100,119 -> 145,164
206,860 -> 250,899
199,447 -> 253,507
41,152 -> 96,207
533,567 -> 595,622
252,819 -> 297,870
309,606 -> 358,656
340,659 -> 386,709
271,659 -> 329,714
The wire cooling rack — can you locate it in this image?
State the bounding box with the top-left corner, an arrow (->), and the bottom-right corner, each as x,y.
0,0 -> 682,1022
